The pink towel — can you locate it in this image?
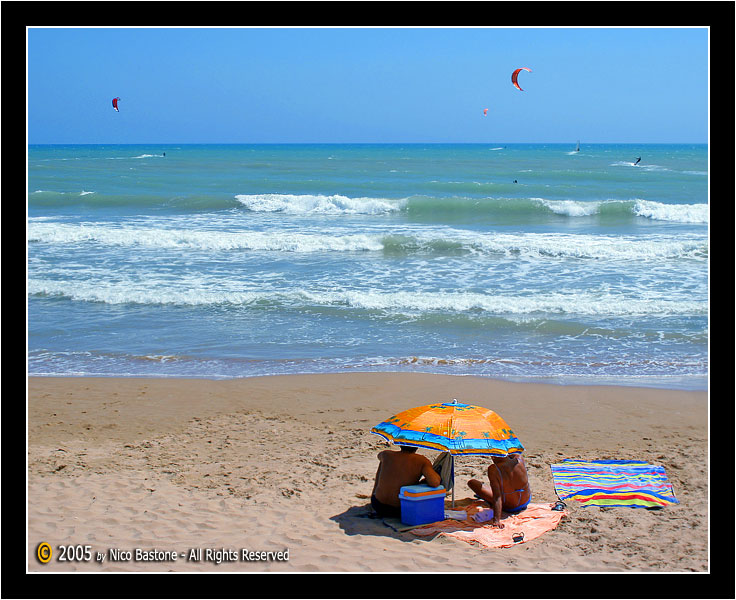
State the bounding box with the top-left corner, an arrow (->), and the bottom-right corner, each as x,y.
410,501 -> 566,548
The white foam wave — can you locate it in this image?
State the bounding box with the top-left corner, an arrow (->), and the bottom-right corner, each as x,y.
27,222 -> 384,253
28,279 -> 706,317
534,198 -> 600,217
234,193 -> 403,215
27,222 -> 707,260
314,289 -> 706,317
532,197 -> 707,224
104,154 -> 164,160
633,200 -> 708,224
471,231 -> 706,260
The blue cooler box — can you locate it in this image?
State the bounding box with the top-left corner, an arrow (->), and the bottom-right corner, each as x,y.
398,484 -> 446,525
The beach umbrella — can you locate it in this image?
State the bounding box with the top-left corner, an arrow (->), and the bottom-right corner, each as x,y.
370,398 -> 524,506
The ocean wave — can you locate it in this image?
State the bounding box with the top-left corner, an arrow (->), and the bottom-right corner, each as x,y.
534,198 -> 600,217
388,355 -> 707,370
28,221 -> 708,260
27,222 -> 384,252
234,193 -> 404,215
27,350 -> 708,384
28,280 -> 707,317
29,188 -> 707,224
633,200 -> 708,223
405,196 -> 708,224
404,231 -> 707,260
300,289 -> 707,317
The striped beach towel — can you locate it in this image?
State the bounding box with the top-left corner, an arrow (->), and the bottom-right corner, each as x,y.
550,459 -> 678,508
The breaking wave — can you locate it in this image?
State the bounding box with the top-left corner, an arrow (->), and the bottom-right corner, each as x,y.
236,194 -> 709,224
28,279 -> 707,318
28,221 -> 707,260
29,189 -> 708,225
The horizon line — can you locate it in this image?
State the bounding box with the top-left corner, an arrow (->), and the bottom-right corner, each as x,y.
28,141 -> 708,146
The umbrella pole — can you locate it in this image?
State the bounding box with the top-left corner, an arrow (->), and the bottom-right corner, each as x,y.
451,454 -> 455,509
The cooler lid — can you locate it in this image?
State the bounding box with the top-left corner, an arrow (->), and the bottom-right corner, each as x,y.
399,484 -> 446,499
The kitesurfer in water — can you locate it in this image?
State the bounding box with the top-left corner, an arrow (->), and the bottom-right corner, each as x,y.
634,157 -> 641,166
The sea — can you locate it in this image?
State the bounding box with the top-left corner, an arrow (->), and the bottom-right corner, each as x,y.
27,143 -> 709,390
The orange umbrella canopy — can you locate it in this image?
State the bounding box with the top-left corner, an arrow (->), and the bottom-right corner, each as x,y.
371,399 -> 523,457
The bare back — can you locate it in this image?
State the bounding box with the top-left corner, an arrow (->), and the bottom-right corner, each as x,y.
488,454 -> 530,509
372,449 -> 441,507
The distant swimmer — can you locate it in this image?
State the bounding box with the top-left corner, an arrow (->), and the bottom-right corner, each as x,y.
163,152 -> 166,157
513,179 -> 518,184
634,157 -> 641,166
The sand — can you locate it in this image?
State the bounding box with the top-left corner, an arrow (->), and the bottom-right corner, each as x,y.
27,372 -> 709,574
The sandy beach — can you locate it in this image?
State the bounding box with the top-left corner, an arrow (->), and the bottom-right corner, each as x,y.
27,372 -> 708,574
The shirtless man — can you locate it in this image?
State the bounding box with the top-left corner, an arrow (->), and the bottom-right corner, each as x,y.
467,453 -> 531,528
371,446 -> 441,517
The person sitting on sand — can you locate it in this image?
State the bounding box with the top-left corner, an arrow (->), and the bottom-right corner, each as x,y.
371,446 -> 441,518
467,453 -> 531,528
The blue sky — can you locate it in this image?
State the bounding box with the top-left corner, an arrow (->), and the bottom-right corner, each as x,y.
27,27 -> 708,144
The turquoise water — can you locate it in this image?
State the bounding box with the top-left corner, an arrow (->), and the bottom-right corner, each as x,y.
28,143 -> 708,389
